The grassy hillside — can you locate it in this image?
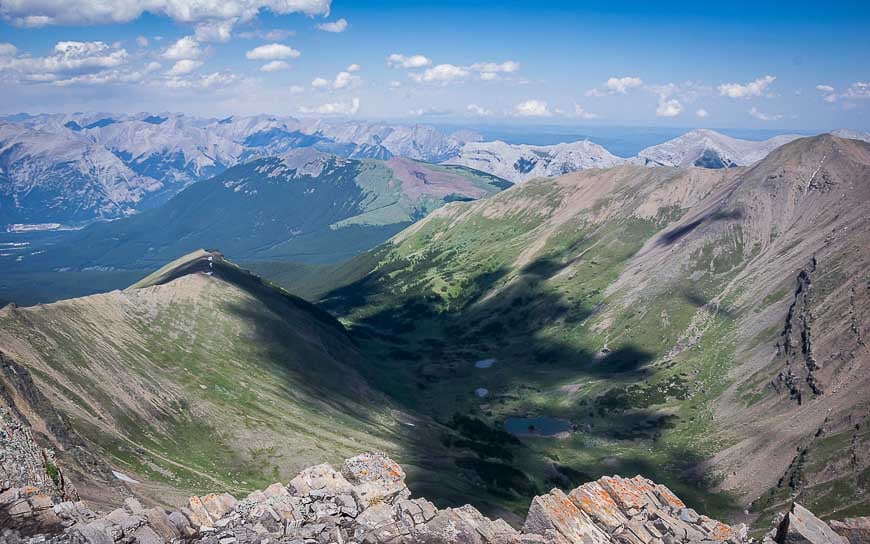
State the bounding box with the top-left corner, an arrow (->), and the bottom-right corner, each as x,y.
0,152 -> 509,305
295,136 -> 870,526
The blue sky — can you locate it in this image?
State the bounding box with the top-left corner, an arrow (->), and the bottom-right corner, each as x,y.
0,0 -> 868,130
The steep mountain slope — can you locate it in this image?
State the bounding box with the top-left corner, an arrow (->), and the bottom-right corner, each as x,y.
14,150 -> 508,272
304,135 -> 869,524
444,139 -> 626,183
635,129 -> 803,168
0,250 -> 446,508
0,122 -> 161,226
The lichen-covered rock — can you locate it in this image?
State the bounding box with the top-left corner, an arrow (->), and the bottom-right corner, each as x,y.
4,452 -> 854,544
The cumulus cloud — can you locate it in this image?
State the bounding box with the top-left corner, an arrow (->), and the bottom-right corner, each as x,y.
0,40 -> 128,82
316,18 -> 347,32
409,63 -> 469,85
574,105 -> 598,119
696,108 -> 709,118
656,96 -> 682,117
470,60 -> 519,80
167,59 -> 202,76
311,69 -> 360,90
194,19 -> 236,43
815,84 -> 834,92
513,99 -> 551,117
163,36 -> 202,60
135,36 -> 148,47
161,71 -> 239,90
387,53 -> 431,69
0,0 -> 331,26
346,63 -> 360,72
466,104 -> 493,116
245,43 -> 300,60
289,84 -> 304,93
843,82 -> 870,99
749,106 -> 782,121
0,43 -> 16,56
299,97 -> 360,115
718,75 -> 775,98
260,60 -> 289,72
586,76 -> 643,97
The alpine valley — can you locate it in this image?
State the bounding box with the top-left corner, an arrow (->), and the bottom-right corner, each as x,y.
2,118 -> 869,544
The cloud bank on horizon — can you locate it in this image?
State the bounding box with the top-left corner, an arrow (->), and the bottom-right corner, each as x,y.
0,0 -> 868,129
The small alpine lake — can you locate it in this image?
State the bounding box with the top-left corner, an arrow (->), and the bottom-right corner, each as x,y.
503,416 -> 574,437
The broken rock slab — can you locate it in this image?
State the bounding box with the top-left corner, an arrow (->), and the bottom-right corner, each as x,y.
830,517 -> 870,544
775,503 -> 848,544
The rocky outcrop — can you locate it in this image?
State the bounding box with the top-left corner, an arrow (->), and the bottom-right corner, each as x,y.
2,452 -> 859,544
0,452 -> 754,544
763,503 -> 848,543
830,517 -> 870,544
772,258 -> 823,404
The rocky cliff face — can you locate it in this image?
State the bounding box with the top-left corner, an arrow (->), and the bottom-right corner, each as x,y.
3,451 -> 866,544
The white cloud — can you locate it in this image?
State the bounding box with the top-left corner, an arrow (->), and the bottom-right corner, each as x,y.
718,75 -> 775,98
656,96 -> 682,117
135,36 -> 148,47
163,36 -> 202,60
167,59 -> 202,76
194,19 -> 236,43
289,84 -> 304,93
573,104 -> 598,119
387,53 -> 431,69
409,107 -> 451,117
299,97 -> 360,115
0,0 -> 331,26
311,70 -> 360,90
409,63 -> 469,85
843,82 -> 870,99
260,60 -> 289,72
160,71 -> 239,90
145,61 -> 162,72
316,18 -> 347,32
749,106 -> 782,121
388,80 -> 401,89
815,84 -> 834,92
0,42 -> 16,56
0,41 -> 128,82
586,76 -> 643,97
53,69 -> 143,86
513,99 -> 551,117
245,43 -> 300,60
346,63 -> 360,72
466,104 -> 493,116
237,29 -> 295,41
695,108 -> 709,118
470,60 -> 520,80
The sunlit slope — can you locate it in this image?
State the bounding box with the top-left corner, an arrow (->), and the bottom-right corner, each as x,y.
312,135 -> 870,522
0,250 -> 429,505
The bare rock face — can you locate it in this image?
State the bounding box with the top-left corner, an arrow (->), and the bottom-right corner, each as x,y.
830,517 -> 870,544
1,452 -> 858,544
772,503 -> 848,544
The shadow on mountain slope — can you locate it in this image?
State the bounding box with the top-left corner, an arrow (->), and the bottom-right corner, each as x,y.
313,253 -> 738,520
657,208 -> 744,246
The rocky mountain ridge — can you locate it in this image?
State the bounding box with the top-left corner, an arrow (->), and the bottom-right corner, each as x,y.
3,450 -> 867,544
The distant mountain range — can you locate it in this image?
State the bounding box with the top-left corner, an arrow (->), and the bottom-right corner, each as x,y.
13,149 -> 509,269
1,112 -> 867,230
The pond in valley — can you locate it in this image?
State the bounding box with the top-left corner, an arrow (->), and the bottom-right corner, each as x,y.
503,416 -> 573,437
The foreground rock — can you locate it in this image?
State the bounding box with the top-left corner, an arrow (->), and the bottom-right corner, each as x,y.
1,452 -> 860,544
